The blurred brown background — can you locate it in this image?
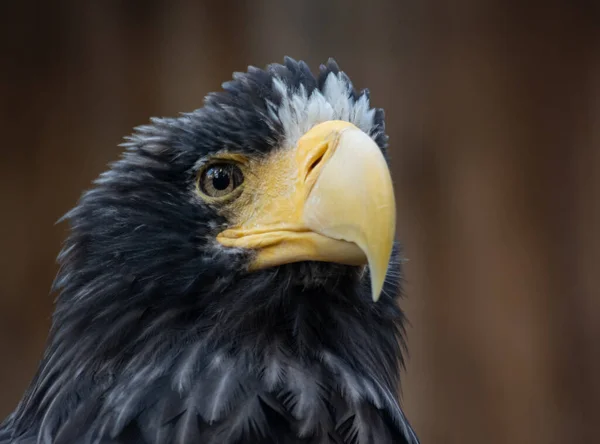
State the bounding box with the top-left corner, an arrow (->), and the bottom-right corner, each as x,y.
1,1 -> 599,443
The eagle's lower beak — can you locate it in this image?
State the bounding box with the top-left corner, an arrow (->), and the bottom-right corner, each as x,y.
216,120 -> 396,301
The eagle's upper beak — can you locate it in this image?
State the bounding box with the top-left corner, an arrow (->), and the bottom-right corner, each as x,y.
217,120 -> 396,301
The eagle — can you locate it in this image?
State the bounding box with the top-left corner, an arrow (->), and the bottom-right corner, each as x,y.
0,57 -> 419,444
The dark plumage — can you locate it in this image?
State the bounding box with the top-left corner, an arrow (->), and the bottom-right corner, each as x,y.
0,57 -> 419,444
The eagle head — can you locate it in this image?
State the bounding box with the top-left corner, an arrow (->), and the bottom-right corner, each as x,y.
3,57 -> 418,444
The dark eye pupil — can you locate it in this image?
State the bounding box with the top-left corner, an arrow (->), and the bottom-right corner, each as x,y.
199,162 -> 243,198
210,168 -> 231,191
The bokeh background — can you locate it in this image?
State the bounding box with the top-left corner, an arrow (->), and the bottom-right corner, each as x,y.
1,1 -> 599,443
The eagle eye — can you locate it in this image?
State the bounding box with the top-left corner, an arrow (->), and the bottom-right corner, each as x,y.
198,162 -> 244,199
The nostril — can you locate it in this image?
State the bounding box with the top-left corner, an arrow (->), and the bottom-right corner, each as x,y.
307,151 -> 325,175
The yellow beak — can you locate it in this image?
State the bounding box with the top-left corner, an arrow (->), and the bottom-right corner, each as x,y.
216,120 -> 396,301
